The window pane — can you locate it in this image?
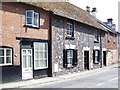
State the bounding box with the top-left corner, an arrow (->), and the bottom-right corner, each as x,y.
45,52 -> 47,58
6,57 -> 11,63
41,52 -> 47,59
28,55 -> 32,68
23,50 -> 26,54
27,18 -> 32,25
39,60 -> 47,67
45,44 -> 47,50
70,50 -> 73,57
35,43 -> 43,50
34,43 -> 39,50
67,24 -> 70,30
67,58 -> 73,64
0,50 -> 4,56
43,44 -> 46,50
34,13 -> 39,26
95,51 -> 98,56
0,57 -> 4,64
28,50 -> 31,54
27,11 -> 33,17
23,56 -> 27,68
67,51 -> 70,57
6,49 -> 11,56
35,60 -> 40,68
35,51 -> 39,59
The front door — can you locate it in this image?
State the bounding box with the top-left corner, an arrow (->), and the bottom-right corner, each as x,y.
84,51 -> 89,70
22,49 -> 33,80
103,51 -> 107,66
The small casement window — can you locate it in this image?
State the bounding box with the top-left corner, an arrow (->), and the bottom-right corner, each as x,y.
0,48 -> 12,66
34,42 -> 48,70
66,23 -> 74,38
63,49 -> 77,68
25,10 -> 39,28
94,33 -> 99,42
93,50 -> 100,64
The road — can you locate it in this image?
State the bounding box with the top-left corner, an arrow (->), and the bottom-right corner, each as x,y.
23,65 -> 119,88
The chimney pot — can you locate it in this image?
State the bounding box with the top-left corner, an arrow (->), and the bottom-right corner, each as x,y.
91,7 -> 97,17
107,18 -> 113,27
86,6 -> 90,13
92,7 -> 97,12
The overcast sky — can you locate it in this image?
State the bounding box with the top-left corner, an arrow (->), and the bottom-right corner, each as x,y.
69,0 -> 119,31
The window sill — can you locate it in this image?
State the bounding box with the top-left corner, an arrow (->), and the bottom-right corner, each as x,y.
66,64 -> 74,68
34,67 -> 48,70
66,37 -> 75,40
94,41 -> 99,43
93,62 -> 99,64
0,64 -> 12,67
24,25 -> 40,29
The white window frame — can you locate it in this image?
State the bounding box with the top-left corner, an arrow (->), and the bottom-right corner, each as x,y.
0,48 -> 12,66
26,10 -> 39,28
67,50 -> 73,67
34,42 -> 48,70
67,23 -> 73,37
94,33 -> 99,42
94,50 -> 99,63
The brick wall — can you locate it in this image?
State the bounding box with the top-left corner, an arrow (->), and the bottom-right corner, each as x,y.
1,2 -> 50,65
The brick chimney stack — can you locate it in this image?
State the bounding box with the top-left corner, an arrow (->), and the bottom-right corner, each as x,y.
107,18 -> 113,27
106,18 -> 116,31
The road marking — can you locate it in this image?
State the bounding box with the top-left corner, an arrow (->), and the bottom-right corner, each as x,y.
97,76 -> 119,87
97,82 -> 105,86
108,77 -> 118,82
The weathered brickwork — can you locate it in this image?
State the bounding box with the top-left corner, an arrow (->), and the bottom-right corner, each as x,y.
105,32 -> 118,65
52,16 -> 106,76
1,2 -> 50,65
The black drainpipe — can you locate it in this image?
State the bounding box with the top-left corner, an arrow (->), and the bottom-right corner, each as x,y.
48,12 -> 53,77
100,32 -> 102,68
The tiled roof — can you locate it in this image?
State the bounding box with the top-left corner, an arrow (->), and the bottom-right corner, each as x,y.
97,19 -> 117,34
22,2 -> 106,31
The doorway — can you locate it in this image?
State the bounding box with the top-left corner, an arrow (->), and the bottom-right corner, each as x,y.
22,49 -> 33,80
103,51 -> 107,66
84,51 -> 89,70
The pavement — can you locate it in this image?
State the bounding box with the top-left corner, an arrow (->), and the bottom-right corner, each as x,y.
0,63 -> 118,89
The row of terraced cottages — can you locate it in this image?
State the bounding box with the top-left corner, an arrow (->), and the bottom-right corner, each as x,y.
0,2 -> 118,83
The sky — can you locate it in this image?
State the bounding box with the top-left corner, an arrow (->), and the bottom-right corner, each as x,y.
69,0 -> 119,31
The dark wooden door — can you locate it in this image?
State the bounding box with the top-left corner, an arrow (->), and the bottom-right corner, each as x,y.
84,51 -> 89,70
103,51 -> 107,66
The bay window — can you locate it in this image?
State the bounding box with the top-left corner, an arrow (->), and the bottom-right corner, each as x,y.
34,42 -> 48,70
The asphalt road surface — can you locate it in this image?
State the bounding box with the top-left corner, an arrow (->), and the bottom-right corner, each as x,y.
23,65 -> 119,88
